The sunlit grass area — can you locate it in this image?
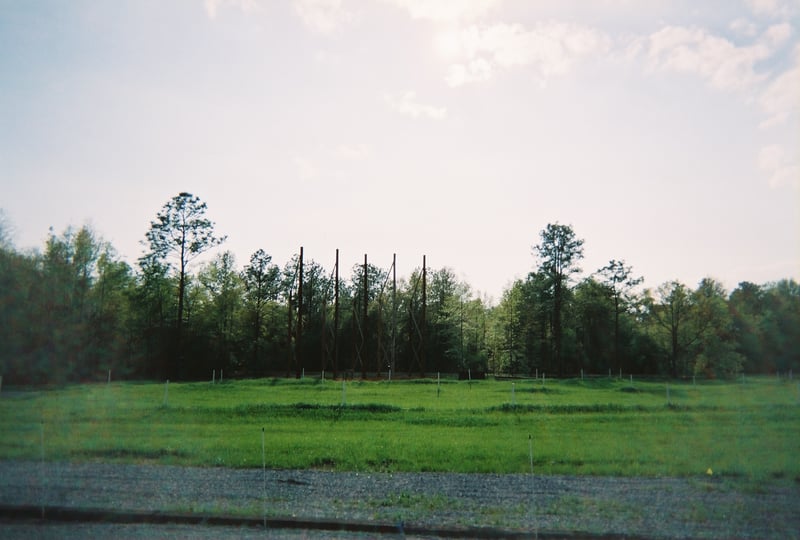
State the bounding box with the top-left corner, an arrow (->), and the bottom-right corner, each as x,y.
1,376 -> 798,482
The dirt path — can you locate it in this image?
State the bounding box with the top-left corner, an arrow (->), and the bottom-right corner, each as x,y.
0,461 -> 797,538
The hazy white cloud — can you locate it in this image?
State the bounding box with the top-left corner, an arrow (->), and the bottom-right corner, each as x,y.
384,0 -> 500,22
445,58 -> 492,87
638,25 -> 791,91
759,144 -> 800,189
763,22 -> 794,46
294,0 -> 355,34
759,44 -> 800,127
730,17 -> 759,37
632,21 -> 796,137
745,0 -> 796,18
384,91 -> 447,119
204,0 -> 258,19
442,22 -> 611,87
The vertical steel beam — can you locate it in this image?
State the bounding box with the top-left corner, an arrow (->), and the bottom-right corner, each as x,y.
421,254 -> 426,377
297,246 -> 303,378
334,248 -> 339,379
391,253 -> 396,377
362,253 -> 368,379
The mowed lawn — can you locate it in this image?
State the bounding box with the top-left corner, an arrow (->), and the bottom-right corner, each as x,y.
1,376 -> 798,482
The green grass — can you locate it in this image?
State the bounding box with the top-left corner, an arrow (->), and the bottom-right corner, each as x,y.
1,376 -> 798,482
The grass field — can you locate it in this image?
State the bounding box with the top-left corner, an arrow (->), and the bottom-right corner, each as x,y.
1,375 -> 798,482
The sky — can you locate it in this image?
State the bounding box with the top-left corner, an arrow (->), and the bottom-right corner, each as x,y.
1,0 -> 798,302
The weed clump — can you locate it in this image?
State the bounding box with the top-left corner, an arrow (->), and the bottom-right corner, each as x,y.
487,403 -> 650,414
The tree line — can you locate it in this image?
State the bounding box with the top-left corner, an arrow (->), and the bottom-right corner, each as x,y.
0,193 -> 797,384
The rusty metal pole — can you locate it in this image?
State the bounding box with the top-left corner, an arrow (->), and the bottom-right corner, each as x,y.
286,289 -> 293,378
421,254 -> 426,377
320,283 -> 326,376
362,253 -> 368,379
297,246 -> 303,378
391,253 -> 396,378
460,299 -> 464,370
333,248 -> 339,379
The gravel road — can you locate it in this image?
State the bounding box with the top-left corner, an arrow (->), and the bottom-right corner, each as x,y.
0,461 -> 797,538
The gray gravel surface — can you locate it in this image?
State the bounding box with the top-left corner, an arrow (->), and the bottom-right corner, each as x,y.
0,521 -> 387,539
0,461 -> 797,538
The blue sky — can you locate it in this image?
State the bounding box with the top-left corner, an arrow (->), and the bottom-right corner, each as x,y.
1,0 -> 798,301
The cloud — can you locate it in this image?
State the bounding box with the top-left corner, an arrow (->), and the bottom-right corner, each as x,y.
442,21 -> 611,87
632,22 -> 796,133
384,92 -> 447,119
636,24 -> 794,91
763,22 -> 794,46
445,58 -> 492,87
384,0 -> 500,22
730,18 -> 759,38
745,0 -> 796,18
294,0 -> 355,34
758,44 -> 800,128
759,144 -> 800,189
204,0 -> 258,19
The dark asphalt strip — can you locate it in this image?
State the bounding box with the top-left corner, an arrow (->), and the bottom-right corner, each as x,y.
0,504 -> 655,539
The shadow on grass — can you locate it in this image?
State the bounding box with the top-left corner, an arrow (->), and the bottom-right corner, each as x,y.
489,402 -> 721,414
74,447 -> 190,460
529,386 -> 561,394
233,402 -> 403,421
559,378 -> 620,389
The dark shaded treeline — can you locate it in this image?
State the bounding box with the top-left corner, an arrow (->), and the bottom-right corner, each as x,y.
0,195 -> 797,383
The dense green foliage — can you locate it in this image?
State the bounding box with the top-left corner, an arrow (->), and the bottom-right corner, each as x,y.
1,378 -> 797,481
0,197 -> 798,383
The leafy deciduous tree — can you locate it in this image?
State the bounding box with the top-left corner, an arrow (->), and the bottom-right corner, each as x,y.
645,280 -> 693,377
198,251 -> 242,374
691,278 -> 744,378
